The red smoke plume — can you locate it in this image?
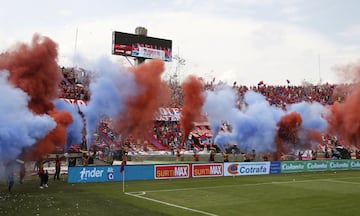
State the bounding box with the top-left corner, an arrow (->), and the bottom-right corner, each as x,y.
0,34 -> 73,160
275,112 -> 302,154
0,34 -> 62,114
115,60 -> 170,136
327,62 -> 360,148
23,110 -> 72,161
327,88 -> 360,148
180,75 -> 205,143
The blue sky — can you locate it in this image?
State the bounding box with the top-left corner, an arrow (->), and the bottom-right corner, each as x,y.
1,0 -> 360,85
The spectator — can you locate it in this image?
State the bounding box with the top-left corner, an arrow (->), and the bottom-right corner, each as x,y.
82,153 -> 90,166
324,145 -> 330,158
19,162 -> 26,184
262,153 -> 269,161
38,161 -> 48,189
122,153 -> 127,165
244,154 -> 251,162
356,150 -> 360,159
298,151 -> 303,160
250,149 -> 256,161
6,166 -> 15,193
175,148 -> 180,161
54,155 -> 61,181
222,152 -> 229,162
209,149 -> 216,162
34,161 -> 39,172
193,151 -> 199,162
311,150 -> 317,160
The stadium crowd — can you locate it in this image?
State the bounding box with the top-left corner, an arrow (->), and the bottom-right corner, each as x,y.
58,66 -> 354,161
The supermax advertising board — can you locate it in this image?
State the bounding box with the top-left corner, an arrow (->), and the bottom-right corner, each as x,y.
154,164 -> 225,179
192,163 -> 223,178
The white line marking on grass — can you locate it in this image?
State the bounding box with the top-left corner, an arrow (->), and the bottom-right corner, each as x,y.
323,179 -> 360,185
135,179 -> 324,193
130,176 -> 360,194
125,192 -> 218,216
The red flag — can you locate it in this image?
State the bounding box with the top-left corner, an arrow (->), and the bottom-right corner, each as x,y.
120,161 -> 126,173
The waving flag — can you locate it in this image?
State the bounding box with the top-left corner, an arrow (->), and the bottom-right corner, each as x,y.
120,161 -> 126,173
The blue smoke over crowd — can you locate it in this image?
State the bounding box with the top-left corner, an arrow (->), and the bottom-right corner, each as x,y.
204,87 -> 328,153
82,58 -> 138,149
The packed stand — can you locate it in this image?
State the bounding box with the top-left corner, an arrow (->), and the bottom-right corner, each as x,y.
58,66 -> 357,159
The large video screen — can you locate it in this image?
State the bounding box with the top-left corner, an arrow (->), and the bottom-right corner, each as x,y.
112,31 -> 172,62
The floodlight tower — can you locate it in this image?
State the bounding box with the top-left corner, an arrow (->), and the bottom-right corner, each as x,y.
173,54 -> 185,85
134,26 -> 147,66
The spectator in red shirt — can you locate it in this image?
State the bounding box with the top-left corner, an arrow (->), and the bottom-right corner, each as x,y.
356,150 -> 360,159
54,155 -> 61,181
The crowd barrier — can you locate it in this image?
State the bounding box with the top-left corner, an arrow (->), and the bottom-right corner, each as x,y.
67,160 -> 360,183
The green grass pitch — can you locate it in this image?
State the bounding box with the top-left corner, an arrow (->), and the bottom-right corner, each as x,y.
1,171 -> 359,216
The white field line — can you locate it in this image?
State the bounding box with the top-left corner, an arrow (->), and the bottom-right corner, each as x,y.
322,179 -> 360,185
125,191 -> 218,216
126,179 -> 323,194
131,177 -> 360,194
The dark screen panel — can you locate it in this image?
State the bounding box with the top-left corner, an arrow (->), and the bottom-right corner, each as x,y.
112,31 -> 172,61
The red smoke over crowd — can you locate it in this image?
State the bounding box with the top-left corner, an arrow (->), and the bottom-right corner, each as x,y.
0,34 -> 73,161
180,75 -> 206,143
115,59 -> 170,137
275,112 -> 302,155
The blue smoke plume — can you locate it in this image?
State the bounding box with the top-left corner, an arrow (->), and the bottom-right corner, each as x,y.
0,71 -> 56,172
204,88 -> 283,153
203,84 -> 238,143
287,101 -> 328,132
83,57 -> 138,149
54,99 -> 84,150
220,91 -> 283,153
204,86 -> 329,154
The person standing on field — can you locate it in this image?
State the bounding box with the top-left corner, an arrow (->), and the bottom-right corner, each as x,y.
54,155 -> 61,181
19,162 -> 26,184
38,160 -> 48,189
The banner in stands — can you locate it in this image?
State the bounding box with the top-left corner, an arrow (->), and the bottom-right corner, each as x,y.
61,101 -> 181,122
154,164 -> 190,179
155,107 -> 181,121
223,162 -> 271,176
62,98 -> 87,106
192,163 -> 223,178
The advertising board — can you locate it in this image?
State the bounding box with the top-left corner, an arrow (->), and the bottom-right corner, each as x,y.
192,163 -> 223,178
68,165 -> 154,183
223,162 -> 271,176
154,164 -> 190,179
